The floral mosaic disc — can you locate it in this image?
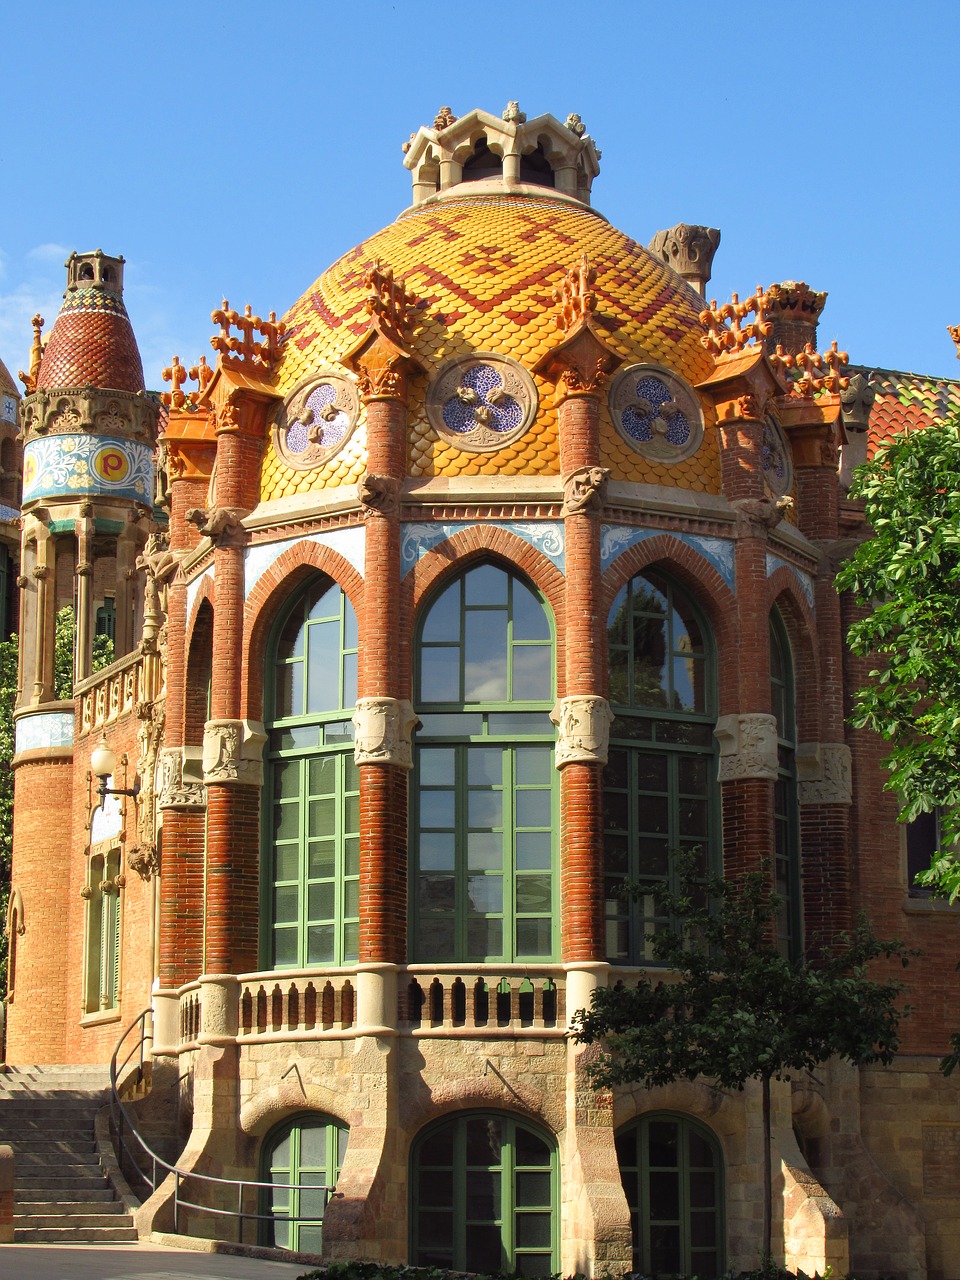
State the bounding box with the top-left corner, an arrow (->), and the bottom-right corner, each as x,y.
608,364 -> 703,463
272,374 -> 360,470
425,355 -> 538,453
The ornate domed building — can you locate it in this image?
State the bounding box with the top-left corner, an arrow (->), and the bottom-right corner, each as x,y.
4,106 -> 960,1278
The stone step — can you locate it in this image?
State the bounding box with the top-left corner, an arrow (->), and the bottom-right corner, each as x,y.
15,1174 -> 109,1193
13,1225 -> 139,1243
16,1211 -> 133,1229
16,1190 -> 119,1206
5,1138 -> 98,1154
12,1157 -> 103,1174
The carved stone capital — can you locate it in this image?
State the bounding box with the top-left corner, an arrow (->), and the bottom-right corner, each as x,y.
353,697 -> 420,769
157,746 -> 207,809
562,466 -> 609,516
796,742 -> 852,806
550,696 -> 614,767
714,713 -> 779,782
648,224 -> 720,296
202,719 -> 266,787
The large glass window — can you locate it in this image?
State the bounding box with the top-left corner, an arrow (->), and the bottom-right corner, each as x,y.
413,563 -> 556,962
616,1113 -> 724,1278
770,613 -> 800,956
604,571 -> 717,962
84,847 -> 120,1013
260,1114 -> 347,1252
264,576 -> 359,968
412,1111 -> 557,1276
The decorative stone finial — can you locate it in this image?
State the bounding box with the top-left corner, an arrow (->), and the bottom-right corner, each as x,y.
761,281 -> 828,357
565,113 -> 586,137
161,355 -> 188,409
699,287 -> 773,357
433,106 -> 457,130
18,314 -> 44,394
839,371 -> 875,433
949,324 -> 960,358
210,301 -> 285,374
771,340 -> 849,398
648,224 -> 721,297
554,254 -> 598,334
361,260 -> 421,347
502,101 -> 526,123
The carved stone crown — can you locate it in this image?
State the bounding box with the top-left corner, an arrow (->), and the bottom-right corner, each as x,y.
648,224 -> 721,297
403,106 -> 601,207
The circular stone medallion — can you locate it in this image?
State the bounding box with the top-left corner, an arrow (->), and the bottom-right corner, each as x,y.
608,364 -> 703,462
272,374 -> 360,470
425,354 -> 538,453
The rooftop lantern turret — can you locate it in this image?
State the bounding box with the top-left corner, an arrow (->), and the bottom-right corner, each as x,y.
65,249 -> 125,295
402,103 -> 601,207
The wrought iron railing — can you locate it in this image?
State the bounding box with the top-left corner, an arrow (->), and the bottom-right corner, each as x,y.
109,1009 -> 334,1244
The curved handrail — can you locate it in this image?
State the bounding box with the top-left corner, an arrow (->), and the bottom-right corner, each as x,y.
109,1008 -> 334,1243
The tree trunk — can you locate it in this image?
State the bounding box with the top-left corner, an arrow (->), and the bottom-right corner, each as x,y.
762,1072 -> 772,1263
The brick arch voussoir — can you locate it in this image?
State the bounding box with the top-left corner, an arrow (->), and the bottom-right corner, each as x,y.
768,568 -> 820,743
242,540 -> 365,721
184,572 -> 215,651
405,524 -> 566,630
600,533 -> 737,714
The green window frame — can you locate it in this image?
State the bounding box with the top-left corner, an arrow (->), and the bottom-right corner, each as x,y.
770,612 -> 801,957
411,1110 -> 558,1276
260,1113 -> 347,1253
604,570 -> 718,963
263,575 -> 360,969
616,1112 -> 724,1278
84,847 -> 120,1013
413,562 -> 557,963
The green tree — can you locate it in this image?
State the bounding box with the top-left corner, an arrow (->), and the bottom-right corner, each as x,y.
834,414 -> 960,899
0,607 -> 113,989
573,860 -> 910,1266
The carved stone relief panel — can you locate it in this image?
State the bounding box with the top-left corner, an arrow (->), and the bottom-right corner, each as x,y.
796,741 -> 852,806
201,720 -> 267,787
353,697 -> 420,769
714,713 -> 779,782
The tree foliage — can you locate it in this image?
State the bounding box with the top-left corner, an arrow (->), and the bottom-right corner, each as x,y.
573,859 -> 911,1262
834,415 -> 960,898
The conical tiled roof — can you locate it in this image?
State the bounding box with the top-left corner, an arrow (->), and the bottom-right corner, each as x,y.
0,354 -> 17,399
37,282 -> 144,393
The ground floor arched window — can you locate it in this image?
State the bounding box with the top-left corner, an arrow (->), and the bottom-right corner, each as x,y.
411,1111 -> 557,1275
616,1112 -> 724,1278
260,1113 -> 347,1252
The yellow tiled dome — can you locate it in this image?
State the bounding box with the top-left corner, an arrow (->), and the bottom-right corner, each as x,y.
261,193 -> 720,499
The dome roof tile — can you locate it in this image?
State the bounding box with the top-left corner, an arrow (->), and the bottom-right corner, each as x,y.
37,285 -> 145,393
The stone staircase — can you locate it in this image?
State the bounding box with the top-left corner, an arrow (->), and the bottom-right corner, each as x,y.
0,1065 -> 138,1243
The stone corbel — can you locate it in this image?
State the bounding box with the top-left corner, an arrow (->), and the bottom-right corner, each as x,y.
562,466 -> 609,516
550,696 -> 614,767
714,713 -> 779,782
157,746 -> 207,809
353,698 -> 420,769
796,741 -> 852,806
202,719 -> 267,786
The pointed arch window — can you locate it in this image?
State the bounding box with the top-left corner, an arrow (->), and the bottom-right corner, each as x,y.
413,562 -> 556,962
604,570 -> 718,962
770,612 -> 800,956
84,846 -> 121,1013
263,575 -> 359,968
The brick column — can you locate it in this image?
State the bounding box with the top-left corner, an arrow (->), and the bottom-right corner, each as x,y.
157,448 -> 210,996
342,263 -> 424,1031
790,410 -> 854,943
204,423 -> 262,975
716,400 -> 777,876
531,258 -> 623,1007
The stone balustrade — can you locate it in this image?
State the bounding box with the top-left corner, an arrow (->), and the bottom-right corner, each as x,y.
76,650 -> 145,738
401,965 -> 564,1034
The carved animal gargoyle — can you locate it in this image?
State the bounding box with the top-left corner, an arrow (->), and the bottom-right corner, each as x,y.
184,506 -> 246,544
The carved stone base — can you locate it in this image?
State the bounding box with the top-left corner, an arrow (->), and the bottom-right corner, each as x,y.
157,746 -> 206,810
202,720 -> 267,787
353,698 -> 419,769
550,696 -> 614,767
796,742 -> 853,806
714,713 -> 779,781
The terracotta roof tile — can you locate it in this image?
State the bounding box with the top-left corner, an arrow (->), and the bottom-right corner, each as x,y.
849,365 -> 960,458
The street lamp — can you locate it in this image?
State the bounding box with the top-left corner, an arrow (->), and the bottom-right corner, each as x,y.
90,736 -> 140,806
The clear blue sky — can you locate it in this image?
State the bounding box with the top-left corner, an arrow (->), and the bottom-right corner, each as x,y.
2,1 -> 957,391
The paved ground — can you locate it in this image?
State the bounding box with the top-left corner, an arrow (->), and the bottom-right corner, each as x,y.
0,1243 -> 314,1279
